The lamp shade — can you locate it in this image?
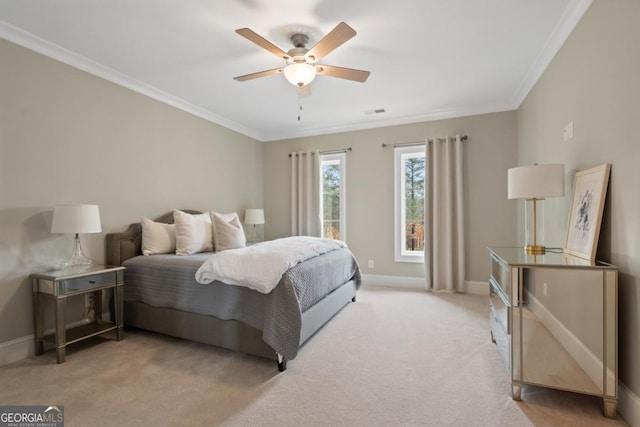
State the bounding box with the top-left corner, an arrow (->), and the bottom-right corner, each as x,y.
51,204 -> 102,234
283,63 -> 316,87
508,164 -> 565,200
244,209 -> 265,225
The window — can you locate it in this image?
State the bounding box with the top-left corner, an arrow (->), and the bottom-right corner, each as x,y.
321,153 -> 346,241
395,146 -> 425,262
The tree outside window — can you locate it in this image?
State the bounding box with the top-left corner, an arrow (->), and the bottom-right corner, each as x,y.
321,153 -> 346,241
395,146 -> 425,262
404,156 -> 425,252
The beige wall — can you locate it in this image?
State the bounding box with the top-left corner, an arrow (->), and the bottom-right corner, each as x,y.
263,111 -> 518,282
517,0 -> 640,398
0,39 -> 263,343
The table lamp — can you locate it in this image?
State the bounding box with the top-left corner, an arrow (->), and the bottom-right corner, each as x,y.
508,164 -> 564,255
244,209 -> 265,243
51,204 -> 102,268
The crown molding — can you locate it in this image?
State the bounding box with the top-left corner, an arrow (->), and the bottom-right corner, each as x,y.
511,0 -> 593,108
261,100 -> 517,142
0,20 -> 265,141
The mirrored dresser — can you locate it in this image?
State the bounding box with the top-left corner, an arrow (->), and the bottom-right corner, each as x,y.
488,247 -> 618,418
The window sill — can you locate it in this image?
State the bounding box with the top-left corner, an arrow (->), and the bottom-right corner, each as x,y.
395,254 -> 425,264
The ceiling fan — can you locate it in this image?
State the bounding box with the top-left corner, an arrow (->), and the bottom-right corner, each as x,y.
233,22 -> 370,91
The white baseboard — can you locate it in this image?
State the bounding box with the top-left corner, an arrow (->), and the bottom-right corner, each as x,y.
619,381 -> 640,426
0,334 -> 35,367
0,315 -> 111,368
361,274 -> 425,290
362,274 -> 489,295
465,280 -> 489,295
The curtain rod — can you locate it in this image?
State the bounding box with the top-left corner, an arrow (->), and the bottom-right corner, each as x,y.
288,147 -> 352,157
381,135 -> 468,148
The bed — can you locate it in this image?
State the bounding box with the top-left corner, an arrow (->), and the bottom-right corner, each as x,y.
105,210 -> 361,371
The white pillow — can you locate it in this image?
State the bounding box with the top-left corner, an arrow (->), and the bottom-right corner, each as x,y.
210,211 -> 246,252
141,217 -> 176,256
173,210 -> 214,255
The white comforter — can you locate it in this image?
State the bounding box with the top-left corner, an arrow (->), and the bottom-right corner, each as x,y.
194,236 -> 347,294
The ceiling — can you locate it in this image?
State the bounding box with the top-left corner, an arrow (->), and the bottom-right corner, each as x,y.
0,0 -> 591,142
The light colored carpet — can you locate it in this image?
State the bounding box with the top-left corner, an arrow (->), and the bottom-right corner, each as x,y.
0,286 -> 629,426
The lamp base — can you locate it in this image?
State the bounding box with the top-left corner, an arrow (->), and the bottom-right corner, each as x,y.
60,234 -> 94,270
524,245 -> 546,255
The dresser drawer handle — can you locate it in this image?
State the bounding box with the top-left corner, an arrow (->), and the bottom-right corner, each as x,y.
89,280 -> 96,284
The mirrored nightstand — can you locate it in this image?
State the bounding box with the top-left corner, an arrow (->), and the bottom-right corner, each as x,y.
31,265 -> 125,363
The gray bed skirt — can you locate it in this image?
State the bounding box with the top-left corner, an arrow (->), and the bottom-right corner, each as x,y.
124,279 -> 358,362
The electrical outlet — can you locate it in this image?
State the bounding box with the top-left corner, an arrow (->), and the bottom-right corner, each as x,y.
543,282 -> 548,297
368,259 -> 375,269
563,121 -> 574,141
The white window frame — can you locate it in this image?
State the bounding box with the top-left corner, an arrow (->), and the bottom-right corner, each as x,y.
394,146 -> 425,263
320,153 -> 347,242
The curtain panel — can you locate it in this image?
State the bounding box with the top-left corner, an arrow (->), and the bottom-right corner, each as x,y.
290,151 -> 321,237
424,135 -> 466,292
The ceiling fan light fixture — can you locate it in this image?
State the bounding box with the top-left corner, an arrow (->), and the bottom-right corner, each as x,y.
283,62 -> 316,87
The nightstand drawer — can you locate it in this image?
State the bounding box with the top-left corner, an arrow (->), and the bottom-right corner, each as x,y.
64,272 -> 117,292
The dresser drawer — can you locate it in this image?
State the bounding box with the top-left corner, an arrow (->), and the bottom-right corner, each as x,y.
63,272 -> 118,293
490,304 -> 510,370
491,253 -> 512,299
489,278 -> 510,334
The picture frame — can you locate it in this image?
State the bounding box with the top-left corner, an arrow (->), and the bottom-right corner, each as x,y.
564,163 -> 611,260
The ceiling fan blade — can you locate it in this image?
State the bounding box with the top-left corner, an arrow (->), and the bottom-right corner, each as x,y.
236,28 -> 291,60
233,68 -> 283,82
306,22 -> 356,61
316,65 -> 370,82
297,85 -> 311,98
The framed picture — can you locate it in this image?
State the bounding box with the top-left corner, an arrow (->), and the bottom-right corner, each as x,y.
564,163 -> 611,260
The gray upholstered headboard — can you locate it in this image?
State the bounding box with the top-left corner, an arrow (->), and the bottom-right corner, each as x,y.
105,210 -> 202,266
